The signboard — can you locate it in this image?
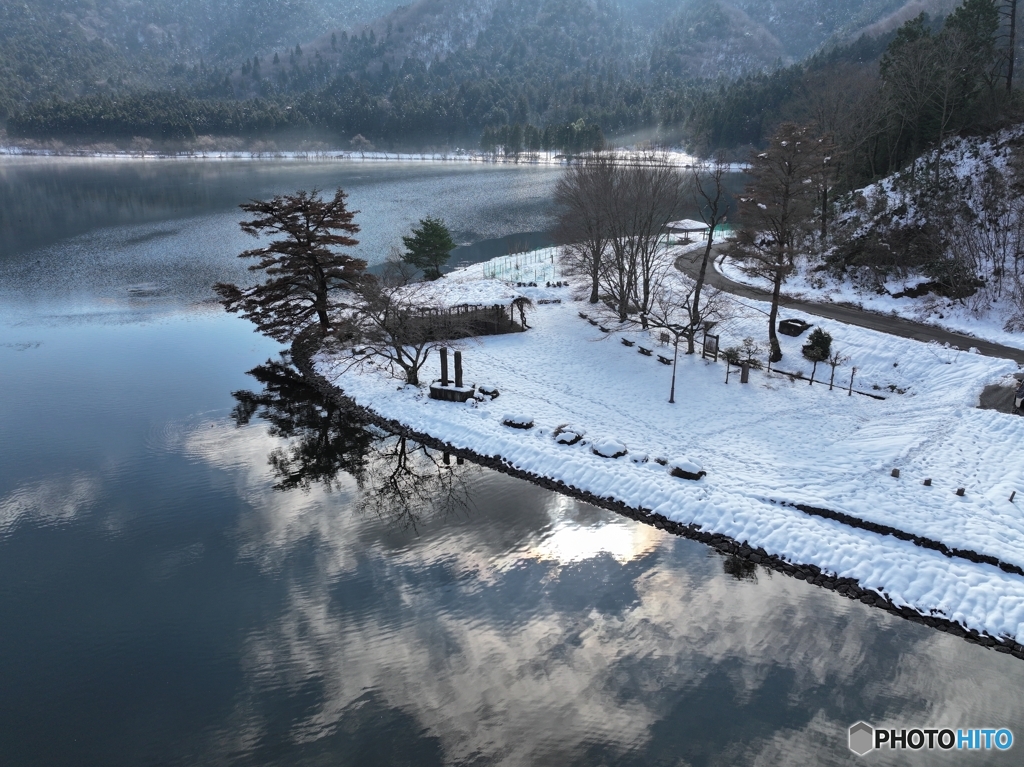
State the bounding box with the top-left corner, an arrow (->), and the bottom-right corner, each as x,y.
702,332 -> 720,362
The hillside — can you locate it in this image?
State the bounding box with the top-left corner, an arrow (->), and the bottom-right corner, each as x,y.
0,0 -> 402,122
2,0 -> 1009,149
724,126 -> 1024,348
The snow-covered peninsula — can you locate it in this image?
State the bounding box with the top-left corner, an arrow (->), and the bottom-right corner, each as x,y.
313,249 -> 1024,649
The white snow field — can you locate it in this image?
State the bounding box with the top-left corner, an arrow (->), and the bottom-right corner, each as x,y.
317,252 -> 1024,643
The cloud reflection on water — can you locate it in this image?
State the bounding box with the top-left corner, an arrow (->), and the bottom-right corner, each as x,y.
177,397 -> 1024,766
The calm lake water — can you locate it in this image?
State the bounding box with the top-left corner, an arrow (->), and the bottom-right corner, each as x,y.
1,158 -> 1022,767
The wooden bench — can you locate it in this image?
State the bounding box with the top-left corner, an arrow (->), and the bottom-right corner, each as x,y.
657,354 -> 672,365
621,338 -> 635,347
599,326 -> 611,333
588,318 -> 599,326
578,312 -> 589,319
638,346 -> 652,356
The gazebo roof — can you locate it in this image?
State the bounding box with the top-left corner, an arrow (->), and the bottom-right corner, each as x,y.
667,218 -> 710,232
395,278 -> 524,309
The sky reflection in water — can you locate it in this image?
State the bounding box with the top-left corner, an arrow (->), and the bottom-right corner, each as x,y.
0,160 -> 1022,767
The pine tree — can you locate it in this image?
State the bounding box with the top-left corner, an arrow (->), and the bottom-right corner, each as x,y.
401,217 -> 456,280
214,189 -> 365,341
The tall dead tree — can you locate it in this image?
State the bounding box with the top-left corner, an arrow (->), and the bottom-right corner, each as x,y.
553,154 -> 616,304
735,124 -> 821,362
685,156 -> 730,353
1006,0 -> 1019,93
600,153 -> 686,324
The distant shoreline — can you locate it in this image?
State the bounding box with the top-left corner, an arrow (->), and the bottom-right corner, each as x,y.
0,144 -> 713,168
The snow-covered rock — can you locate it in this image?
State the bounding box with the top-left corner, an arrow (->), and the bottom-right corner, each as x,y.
591,438 -> 628,459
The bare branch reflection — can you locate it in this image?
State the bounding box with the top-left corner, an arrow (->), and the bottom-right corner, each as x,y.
358,436 -> 473,532
231,354 -> 373,491
232,356 -> 473,529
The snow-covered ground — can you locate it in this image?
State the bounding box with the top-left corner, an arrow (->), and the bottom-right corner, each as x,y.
316,250 -> 1024,643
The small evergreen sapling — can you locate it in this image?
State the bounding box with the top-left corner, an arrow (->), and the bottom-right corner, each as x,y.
402,217 -> 456,280
801,327 -> 832,384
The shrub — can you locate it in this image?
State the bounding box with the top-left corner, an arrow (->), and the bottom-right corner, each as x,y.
802,328 -> 832,362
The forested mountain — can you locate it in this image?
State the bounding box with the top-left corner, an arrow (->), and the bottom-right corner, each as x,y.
0,0 -> 402,121
3,0 -> 1019,157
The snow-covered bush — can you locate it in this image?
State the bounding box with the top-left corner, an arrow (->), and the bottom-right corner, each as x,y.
668,458 -> 706,480
591,437 -> 627,458
477,384 -> 500,399
553,425 -> 584,445
502,414 -> 534,429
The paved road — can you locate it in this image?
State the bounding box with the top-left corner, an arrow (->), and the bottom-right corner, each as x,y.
675,245 -> 1024,366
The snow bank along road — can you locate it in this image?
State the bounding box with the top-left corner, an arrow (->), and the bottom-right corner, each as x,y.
315,268 -> 1024,652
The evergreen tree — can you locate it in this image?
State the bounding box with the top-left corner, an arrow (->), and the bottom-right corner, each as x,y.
401,217 -> 456,280
214,188 -> 365,341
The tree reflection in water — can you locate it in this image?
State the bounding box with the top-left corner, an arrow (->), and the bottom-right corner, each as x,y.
231,354 -> 472,529
721,553 -> 759,582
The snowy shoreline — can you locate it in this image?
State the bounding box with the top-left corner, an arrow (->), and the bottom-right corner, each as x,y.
0,145 -> 705,167
296,336 -> 1024,658
308,249 -> 1024,653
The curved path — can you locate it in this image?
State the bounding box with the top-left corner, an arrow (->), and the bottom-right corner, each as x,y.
675,245 -> 1024,365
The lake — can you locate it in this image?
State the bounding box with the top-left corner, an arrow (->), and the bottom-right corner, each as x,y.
0,158 -> 1021,767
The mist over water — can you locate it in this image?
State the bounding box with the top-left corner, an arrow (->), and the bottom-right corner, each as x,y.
0,159 -> 561,311
1,159 -> 1022,766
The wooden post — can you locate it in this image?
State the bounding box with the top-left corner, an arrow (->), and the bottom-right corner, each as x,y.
669,336 -> 679,403
740,361 -> 750,383
440,347 -> 449,387
848,367 -> 857,396
725,360 -> 731,384
454,350 -> 463,388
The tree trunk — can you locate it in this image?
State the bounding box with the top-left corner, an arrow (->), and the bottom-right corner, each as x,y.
1010,0 -> 1018,95
688,231 -> 715,354
669,337 -> 679,403
768,264 -> 784,362
820,186 -> 828,242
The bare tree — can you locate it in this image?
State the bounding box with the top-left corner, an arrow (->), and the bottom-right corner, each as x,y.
600,154 -> 686,324
1004,0 -> 1019,93
734,124 -> 821,362
685,155 -> 731,353
340,280 -> 467,385
380,244 -> 420,287
553,154 -> 616,304
827,349 -> 851,391
627,156 -> 688,326
620,276 -> 729,403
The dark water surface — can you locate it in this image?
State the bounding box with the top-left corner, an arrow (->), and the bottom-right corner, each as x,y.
1,159 -> 1022,767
